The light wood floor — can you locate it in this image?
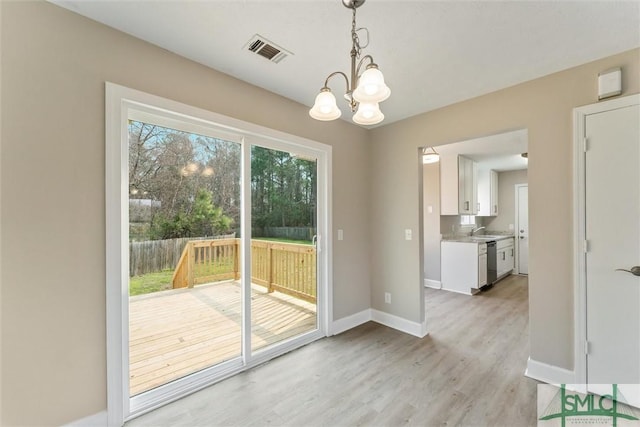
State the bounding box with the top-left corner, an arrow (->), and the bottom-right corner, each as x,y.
128,275 -> 538,426
129,281 -> 316,396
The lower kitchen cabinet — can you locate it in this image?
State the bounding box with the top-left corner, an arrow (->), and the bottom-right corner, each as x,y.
441,241 -> 487,295
496,238 -> 515,279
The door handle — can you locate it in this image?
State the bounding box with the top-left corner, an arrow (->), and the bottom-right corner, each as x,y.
616,266 -> 640,276
464,201 -> 469,211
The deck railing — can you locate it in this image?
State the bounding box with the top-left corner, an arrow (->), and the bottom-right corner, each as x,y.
171,239 -> 317,303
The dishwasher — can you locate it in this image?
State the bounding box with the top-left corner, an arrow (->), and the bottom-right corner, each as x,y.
487,241 -> 497,284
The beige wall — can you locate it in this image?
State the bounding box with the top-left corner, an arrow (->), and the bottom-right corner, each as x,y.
422,163 -> 441,282
370,48 -> 640,370
0,2 -> 371,425
2,1 -> 639,425
485,169 -> 528,232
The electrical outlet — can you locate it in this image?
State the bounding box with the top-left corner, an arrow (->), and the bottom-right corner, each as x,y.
384,292 -> 391,304
405,229 -> 412,240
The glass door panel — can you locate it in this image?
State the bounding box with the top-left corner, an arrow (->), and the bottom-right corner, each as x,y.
127,120 -> 242,396
250,146 -> 318,352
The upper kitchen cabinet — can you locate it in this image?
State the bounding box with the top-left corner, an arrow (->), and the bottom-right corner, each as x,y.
441,154 -> 477,215
477,168 -> 499,216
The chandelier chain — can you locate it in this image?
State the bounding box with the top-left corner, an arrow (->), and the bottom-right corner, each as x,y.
351,7 -> 369,59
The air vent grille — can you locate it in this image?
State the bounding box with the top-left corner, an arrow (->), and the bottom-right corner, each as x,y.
244,34 -> 292,64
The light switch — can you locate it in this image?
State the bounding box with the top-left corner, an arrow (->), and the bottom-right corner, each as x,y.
337,229 -> 344,241
427,205 -> 433,214
405,229 -> 412,240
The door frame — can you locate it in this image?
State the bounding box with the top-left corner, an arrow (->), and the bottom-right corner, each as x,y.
105,83 -> 333,426
514,184 -> 528,275
572,93 -> 640,387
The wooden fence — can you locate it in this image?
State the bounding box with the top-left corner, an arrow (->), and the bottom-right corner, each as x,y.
129,234 -> 234,277
171,239 -> 317,303
258,227 -> 316,241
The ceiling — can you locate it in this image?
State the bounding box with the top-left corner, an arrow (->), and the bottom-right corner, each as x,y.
50,0 -> 640,127
431,128 -> 528,171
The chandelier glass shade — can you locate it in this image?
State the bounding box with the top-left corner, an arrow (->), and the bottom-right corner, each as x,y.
309,0 -> 390,126
352,64 -> 390,103
352,102 -> 384,125
309,88 -> 342,121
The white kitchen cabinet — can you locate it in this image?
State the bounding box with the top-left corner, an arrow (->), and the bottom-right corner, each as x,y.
440,154 -> 477,215
477,168 -> 499,217
441,241 -> 487,295
458,155 -> 478,215
496,238 -> 515,278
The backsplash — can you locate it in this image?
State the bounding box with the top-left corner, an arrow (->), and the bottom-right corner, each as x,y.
440,215 -> 514,239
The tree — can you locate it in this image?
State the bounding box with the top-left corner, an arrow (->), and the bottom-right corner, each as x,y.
128,120 -> 317,241
151,188 -> 233,239
250,146 -> 316,229
190,189 -> 233,237
128,120 -> 241,241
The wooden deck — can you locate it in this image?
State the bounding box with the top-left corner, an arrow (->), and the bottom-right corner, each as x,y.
129,280 -> 317,396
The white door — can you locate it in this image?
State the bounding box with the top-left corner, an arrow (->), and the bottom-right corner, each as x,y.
585,100 -> 640,401
516,184 -> 529,275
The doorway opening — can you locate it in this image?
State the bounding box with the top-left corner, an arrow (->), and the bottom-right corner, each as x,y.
418,128 -> 530,323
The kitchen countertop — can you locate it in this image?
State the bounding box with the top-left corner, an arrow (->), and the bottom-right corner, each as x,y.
442,235 -> 514,243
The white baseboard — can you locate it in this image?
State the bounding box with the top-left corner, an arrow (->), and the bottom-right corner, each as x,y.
331,309 -> 372,335
331,308 -> 428,339
371,309 -> 428,338
424,279 -> 441,289
63,410 -> 108,427
525,357 -> 575,385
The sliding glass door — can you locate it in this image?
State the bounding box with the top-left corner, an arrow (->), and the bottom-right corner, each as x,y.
106,84 -> 331,423
250,146 -> 318,353
127,119 -> 243,397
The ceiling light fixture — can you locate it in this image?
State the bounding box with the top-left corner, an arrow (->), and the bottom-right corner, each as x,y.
422,147 -> 440,164
309,0 -> 390,126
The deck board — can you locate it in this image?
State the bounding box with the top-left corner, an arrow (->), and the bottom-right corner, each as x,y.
129,280 -> 316,396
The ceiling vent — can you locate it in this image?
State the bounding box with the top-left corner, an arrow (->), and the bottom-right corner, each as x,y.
244,34 -> 292,64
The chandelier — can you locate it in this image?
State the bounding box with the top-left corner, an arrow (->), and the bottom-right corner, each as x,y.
422,147 -> 440,164
309,0 -> 390,126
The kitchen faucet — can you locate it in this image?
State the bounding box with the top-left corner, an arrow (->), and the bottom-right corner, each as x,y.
471,226 -> 486,236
